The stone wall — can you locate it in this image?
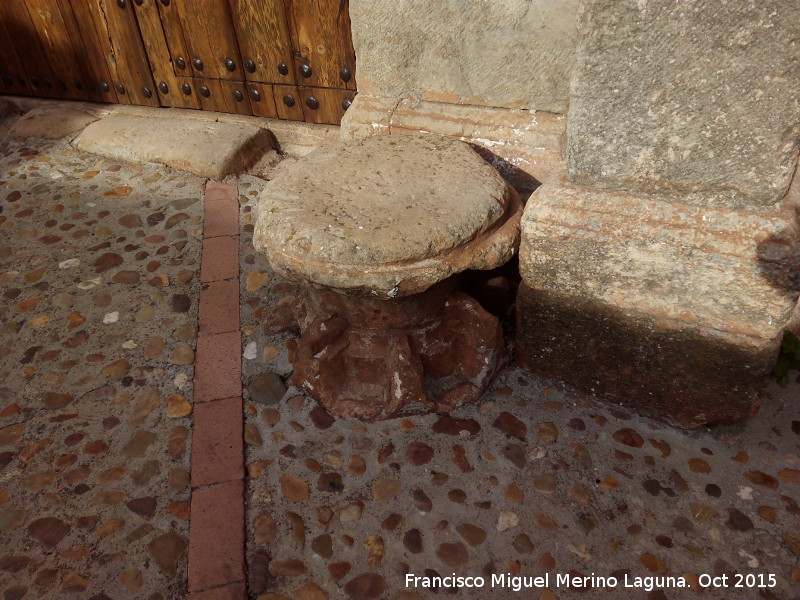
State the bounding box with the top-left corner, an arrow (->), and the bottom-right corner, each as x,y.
350,0 -> 579,114
516,0 -> 800,426
343,0 -> 800,425
568,0 -> 800,210
343,0 -> 580,189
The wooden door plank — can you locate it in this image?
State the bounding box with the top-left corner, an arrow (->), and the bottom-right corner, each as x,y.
133,0 -> 198,108
286,0 -> 356,90
23,0 -> 88,100
228,0 -> 295,85
0,12 -> 34,96
196,77 -> 224,113
56,0 -> 105,101
216,80 -> 252,115
0,1 -> 62,98
272,84 -> 304,121
65,0 -> 118,103
174,0 -> 243,81
246,82 -> 277,118
170,76 -> 203,109
89,0 -> 159,106
298,86 -> 354,125
195,78 -> 251,115
154,0 -> 191,78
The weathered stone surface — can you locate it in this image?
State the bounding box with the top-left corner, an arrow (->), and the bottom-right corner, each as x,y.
106,102 -> 338,158
42,392 -> 73,409
254,133 -> 522,297
517,180 -> 800,426
73,115 -> 274,179
350,0 -> 578,113
27,517 -> 70,547
343,572 -> 387,600
568,0 -> 800,209
338,95 -> 394,140
280,475 -> 309,502
341,96 -> 567,189
9,105 -> 99,140
148,531 -> 187,576
247,372 -> 286,405
371,479 -> 402,501
0,97 -> 22,118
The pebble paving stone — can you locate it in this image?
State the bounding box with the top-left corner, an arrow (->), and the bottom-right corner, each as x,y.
237,178 -> 800,599
0,134 -> 203,598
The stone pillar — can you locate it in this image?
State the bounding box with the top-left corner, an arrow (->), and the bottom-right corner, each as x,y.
517,1 -> 800,427
342,0 -> 580,192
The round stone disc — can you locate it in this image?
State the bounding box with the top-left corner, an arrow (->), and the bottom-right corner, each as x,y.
254,133 -> 520,296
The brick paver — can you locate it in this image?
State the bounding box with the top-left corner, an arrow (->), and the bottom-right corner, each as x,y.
204,181 -> 240,238
192,397 -> 244,487
188,480 -> 245,592
194,330 -> 242,403
200,235 -> 239,283
186,582 -> 247,600
199,279 -> 240,335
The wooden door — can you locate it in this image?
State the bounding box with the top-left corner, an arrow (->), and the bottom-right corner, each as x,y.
285,0 -> 356,91
132,0 -> 199,109
86,0 -> 159,106
64,0 -> 119,103
228,0 -> 295,86
0,0 -> 357,123
298,86 -> 355,125
0,14 -> 34,96
56,0 -> 110,102
20,0 -> 88,100
166,1 -> 244,81
0,2 -> 62,98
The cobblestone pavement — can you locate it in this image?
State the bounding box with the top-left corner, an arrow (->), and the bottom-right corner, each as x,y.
238,184 -> 800,600
1,126 -> 798,600
0,135 -> 204,599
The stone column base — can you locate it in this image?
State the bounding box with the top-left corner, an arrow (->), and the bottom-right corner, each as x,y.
288,282 -> 507,421
517,180 -> 799,427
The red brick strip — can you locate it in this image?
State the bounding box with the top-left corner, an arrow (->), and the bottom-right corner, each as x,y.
188,181 -> 245,599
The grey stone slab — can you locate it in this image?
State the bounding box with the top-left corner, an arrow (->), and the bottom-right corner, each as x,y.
350,0 -> 579,113
520,180 -> 798,341
567,0 -> 800,209
8,104 -> 100,140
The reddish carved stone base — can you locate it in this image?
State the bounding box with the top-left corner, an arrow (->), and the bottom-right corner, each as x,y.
287,280 -> 506,421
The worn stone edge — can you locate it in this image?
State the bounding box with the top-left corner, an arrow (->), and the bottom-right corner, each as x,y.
254,186 -> 523,298
340,94 -> 567,188
0,94 -> 339,158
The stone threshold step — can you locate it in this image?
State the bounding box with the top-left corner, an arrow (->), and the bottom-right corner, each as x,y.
0,95 -> 341,177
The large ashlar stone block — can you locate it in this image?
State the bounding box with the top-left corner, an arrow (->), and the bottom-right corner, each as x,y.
568,0 -> 800,209
517,180 -> 800,427
350,0 -> 579,114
